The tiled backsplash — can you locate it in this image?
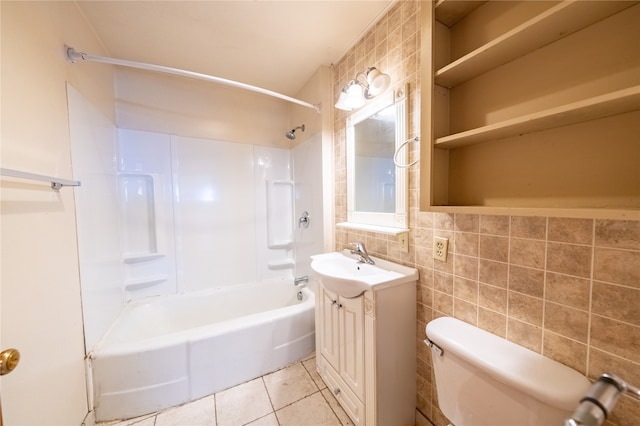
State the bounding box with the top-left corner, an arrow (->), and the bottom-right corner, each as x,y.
332,2 -> 639,425
336,214 -> 640,425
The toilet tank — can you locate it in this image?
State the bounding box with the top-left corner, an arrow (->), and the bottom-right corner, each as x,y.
425,317 -> 591,426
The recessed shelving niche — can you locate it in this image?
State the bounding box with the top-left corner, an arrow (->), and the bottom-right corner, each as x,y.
420,0 -> 640,219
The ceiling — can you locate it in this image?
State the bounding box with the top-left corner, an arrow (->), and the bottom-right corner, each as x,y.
75,1 -> 395,97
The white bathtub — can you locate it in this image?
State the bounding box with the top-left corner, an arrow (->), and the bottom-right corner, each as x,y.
90,279 -> 315,422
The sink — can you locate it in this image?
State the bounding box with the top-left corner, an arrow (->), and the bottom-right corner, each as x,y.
310,251 -> 419,297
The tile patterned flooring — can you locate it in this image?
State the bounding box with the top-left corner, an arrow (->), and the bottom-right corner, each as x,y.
103,354 -> 353,426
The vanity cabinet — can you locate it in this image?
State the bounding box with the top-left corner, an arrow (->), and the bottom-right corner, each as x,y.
318,288 -> 365,401
420,0 -> 640,218
314,278 -> 416,426
318,287 -> 366,423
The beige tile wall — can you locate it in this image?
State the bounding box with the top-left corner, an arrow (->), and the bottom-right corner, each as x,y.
333,0 -> 422,228
332,2 -> 640,426
418,215 -> 640,426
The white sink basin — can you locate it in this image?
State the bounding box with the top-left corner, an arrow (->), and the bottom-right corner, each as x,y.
310,251 -> 419,297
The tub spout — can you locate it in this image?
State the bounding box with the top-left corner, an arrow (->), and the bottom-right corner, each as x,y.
294,276 -> 308,287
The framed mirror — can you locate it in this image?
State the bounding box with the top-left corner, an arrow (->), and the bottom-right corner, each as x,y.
342,85 -> 408,232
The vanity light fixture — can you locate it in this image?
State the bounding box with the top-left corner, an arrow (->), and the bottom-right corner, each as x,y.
335,67 -> 391,111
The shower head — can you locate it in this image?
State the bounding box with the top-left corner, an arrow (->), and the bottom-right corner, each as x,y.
285,124 -> 305,140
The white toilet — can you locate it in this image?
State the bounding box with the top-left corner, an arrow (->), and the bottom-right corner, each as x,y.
425,317 -> 591,426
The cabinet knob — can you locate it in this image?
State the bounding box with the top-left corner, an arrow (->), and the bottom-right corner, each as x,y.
333,388 -> 341,396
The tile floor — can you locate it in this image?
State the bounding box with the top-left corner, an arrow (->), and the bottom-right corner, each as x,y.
101,353 -> 353,426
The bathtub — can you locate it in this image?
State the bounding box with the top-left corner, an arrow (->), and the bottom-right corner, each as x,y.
89,279 -> 315,422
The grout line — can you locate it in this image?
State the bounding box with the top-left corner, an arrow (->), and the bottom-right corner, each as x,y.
213,393 -> 218,426
541,217 -> 549,355
505,216 -> 512,340
586,219 -> 596,379
475,228 -> 480,326
317,389 -> 348,426
260,375 -> 278,424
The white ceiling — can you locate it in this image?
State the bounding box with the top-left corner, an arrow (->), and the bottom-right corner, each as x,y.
76,1 -> 395,97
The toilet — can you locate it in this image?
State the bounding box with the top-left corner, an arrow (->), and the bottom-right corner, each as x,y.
425,317 -> 591,426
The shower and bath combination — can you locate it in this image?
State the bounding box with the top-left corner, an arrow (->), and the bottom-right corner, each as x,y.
285,124 -> 305,140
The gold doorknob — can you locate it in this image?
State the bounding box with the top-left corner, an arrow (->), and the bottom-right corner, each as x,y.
0,348 -> 20,375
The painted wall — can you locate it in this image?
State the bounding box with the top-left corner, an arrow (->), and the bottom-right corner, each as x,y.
115,68 -> 293,148
331,2 -> 640,425
0,2 -> 115,424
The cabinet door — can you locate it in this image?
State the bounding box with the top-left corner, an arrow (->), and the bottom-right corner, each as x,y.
319,287 -> 340,368
339,295 -> 365,400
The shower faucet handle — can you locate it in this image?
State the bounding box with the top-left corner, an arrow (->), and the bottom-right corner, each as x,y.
298,211 -> 310,228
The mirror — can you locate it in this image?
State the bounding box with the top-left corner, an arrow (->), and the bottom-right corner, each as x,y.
345,86 -> 408,231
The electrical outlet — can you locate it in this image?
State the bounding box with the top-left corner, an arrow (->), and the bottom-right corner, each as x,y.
398,232 -> 409,253
433,237 -> 449,262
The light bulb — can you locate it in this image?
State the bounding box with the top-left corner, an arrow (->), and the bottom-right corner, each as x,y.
366,67 -> 391,97
334,90 -> 351,110
344,82 -> 365,109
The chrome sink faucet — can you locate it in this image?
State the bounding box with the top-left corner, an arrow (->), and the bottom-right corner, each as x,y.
350,242 -> 375,265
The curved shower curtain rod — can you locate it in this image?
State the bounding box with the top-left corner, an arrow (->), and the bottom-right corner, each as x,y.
65,46 -> 321,113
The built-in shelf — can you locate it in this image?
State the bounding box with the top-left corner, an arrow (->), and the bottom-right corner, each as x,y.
435,0 -> 486,27
336,222 -> 409,236
435,85 -> 640,149
422,0 -> 640,215
124,275 -> 168,291
267,241 -> 293,250
122,253 -> 165,264
435,1 -> 637,88
267,259 -> 295,270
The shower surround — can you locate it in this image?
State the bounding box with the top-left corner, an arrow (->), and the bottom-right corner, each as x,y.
73,129 -> 297,352
68,84 -> 324,362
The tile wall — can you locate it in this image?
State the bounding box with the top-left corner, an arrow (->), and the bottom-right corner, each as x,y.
333,0 -> 422,226
415,214 -> 640,426
332,2 -> 639,425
